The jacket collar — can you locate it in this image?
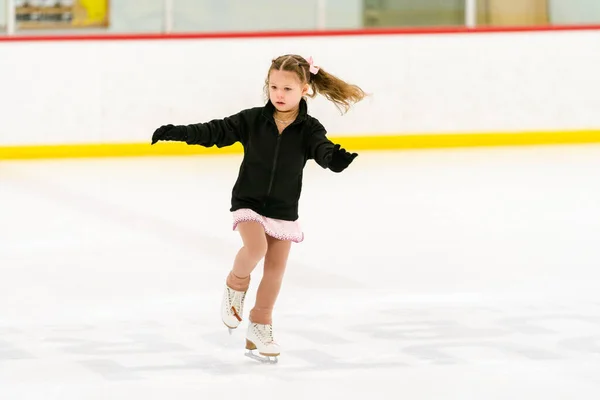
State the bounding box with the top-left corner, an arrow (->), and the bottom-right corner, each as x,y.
262,97 -> 308,123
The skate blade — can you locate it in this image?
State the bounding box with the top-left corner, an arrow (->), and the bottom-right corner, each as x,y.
245,350 -> 279,364
223,322 -> 237,336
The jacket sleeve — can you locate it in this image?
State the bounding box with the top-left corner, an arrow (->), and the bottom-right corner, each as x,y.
185,110 -> 247,148
307,120 -> 335,169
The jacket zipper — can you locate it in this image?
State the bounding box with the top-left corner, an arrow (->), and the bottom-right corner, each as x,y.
263,116 -> 301,207
265,134 -> 282,203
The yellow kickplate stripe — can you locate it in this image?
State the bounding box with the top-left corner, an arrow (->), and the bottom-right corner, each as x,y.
0,142 -> 244,160
335,131 -> 600,150
1,131 -> 600,160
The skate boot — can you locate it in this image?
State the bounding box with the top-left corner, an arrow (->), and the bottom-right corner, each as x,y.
221,284 -> 247,334
245,322 -> 280,364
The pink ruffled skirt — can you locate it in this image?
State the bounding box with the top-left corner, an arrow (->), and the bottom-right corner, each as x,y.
232,208 -> 304,243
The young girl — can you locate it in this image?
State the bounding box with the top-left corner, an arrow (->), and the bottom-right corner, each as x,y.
151,54 -> 365,362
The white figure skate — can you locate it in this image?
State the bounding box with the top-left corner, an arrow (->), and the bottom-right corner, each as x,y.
245,322 -> 280,364
221,285 -> 247,335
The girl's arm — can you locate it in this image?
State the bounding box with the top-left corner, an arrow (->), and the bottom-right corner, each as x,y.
307,124 -> 335,168
186,111 -> 247,147
307,121 -> 357,173
152,110 -> 248,148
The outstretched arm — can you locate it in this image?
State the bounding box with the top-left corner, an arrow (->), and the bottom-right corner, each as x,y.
151,111 -> 247,148
307,124 -> 358,173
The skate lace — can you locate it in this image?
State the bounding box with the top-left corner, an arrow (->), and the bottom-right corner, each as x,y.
257,324 -> 276,345
230,290 -> 246,320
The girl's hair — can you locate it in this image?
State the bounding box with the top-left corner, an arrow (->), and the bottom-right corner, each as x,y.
265,54 -> 366,114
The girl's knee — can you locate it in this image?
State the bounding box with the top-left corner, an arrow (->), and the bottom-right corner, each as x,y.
238,221 -> 268,262
246,239 -> 268,262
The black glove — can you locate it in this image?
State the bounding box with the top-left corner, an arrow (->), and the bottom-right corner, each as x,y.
151,124 -> 188,145
328,144 -> 358,172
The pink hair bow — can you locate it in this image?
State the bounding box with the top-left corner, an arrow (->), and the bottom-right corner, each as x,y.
307,56 -> 320,75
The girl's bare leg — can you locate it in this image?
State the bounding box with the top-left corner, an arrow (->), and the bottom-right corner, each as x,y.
222,221 -> 269,329
226,221 -> 268,290
249,234 -> 292,325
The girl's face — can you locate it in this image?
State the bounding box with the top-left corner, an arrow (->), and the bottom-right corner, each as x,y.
268,69 -> 308,112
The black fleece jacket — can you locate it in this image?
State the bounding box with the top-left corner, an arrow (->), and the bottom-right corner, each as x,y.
176,99 -> 347,221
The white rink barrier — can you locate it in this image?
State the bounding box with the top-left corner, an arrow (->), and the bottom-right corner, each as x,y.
1,28 -> 600,158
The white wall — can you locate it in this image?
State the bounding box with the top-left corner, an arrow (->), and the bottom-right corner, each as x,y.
0,0 -> 362,35
549,0 -> 600,24
172,0 -> 320,32
3,1 -> 600,36
1,30 -> 600,146
0,0 -> 6,28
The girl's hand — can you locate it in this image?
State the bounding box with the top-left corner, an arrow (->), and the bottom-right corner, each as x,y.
151,124 -> 187,144
328,144 -> 358,172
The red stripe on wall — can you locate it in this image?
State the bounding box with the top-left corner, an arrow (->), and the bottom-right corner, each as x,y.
1,24 -> 600,42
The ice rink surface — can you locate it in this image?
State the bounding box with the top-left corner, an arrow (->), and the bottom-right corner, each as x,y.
1,145 -> 600,399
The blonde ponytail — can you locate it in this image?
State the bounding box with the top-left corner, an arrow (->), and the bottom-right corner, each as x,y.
266,54 -> 366,114
308,67 -> 366,114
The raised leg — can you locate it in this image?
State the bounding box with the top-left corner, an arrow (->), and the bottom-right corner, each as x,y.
222,221 -> 268,331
